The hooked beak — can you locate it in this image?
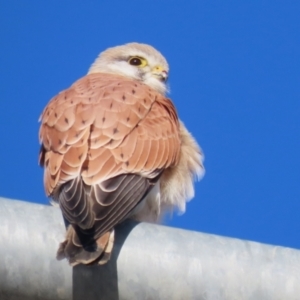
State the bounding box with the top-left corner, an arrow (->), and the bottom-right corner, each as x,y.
152,65 -> 168,82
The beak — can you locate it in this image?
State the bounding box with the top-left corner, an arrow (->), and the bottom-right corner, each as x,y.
152,65 -> 168,81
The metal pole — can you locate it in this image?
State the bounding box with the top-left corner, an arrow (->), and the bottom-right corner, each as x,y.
0,197 -> 299,300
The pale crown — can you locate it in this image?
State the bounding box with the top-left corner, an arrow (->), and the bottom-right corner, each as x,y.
88,43 -> 169,95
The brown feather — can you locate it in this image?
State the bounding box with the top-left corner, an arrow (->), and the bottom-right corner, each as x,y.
39,73 -> 181,265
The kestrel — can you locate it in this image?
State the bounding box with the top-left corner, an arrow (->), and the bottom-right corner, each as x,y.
39,43 -> 204,266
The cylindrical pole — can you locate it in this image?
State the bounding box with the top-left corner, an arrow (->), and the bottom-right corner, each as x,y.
0,197 -> 299,300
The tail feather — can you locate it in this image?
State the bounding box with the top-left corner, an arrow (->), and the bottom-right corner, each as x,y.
56,226 -> 114,266
97,229 -> 115,265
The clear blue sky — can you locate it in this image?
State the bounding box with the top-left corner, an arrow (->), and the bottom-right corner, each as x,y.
1,1 -> 299,249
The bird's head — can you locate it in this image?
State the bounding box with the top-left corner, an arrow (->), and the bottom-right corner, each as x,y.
88,43 -> 169,95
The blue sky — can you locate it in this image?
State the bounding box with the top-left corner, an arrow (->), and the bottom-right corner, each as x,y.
1,1 -> 299,249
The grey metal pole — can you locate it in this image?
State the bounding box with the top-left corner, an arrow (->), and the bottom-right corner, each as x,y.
0,197 -> 299,300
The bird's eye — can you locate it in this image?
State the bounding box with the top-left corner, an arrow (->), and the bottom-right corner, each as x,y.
129,57 -> 142,65
128,56 -> 147,67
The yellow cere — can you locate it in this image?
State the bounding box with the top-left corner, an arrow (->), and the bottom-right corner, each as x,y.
152,65 -> 164,72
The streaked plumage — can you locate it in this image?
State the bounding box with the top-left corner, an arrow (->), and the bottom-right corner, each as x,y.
39,43 -> 204,265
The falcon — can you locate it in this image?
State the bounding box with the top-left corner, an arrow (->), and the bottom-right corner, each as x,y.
39,43 -> 204,266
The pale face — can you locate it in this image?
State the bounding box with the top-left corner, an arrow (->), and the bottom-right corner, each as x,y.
88,43 -> 169,95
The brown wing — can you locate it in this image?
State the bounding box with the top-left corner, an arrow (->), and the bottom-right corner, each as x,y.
39,73 -> 180,244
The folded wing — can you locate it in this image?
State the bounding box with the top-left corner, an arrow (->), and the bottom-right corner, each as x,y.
39,73 -> 181,262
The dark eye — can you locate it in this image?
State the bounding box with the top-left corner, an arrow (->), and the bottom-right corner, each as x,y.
128,57 -> 143,66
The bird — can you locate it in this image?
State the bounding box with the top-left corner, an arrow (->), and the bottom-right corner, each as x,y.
39,42 -> 204,266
